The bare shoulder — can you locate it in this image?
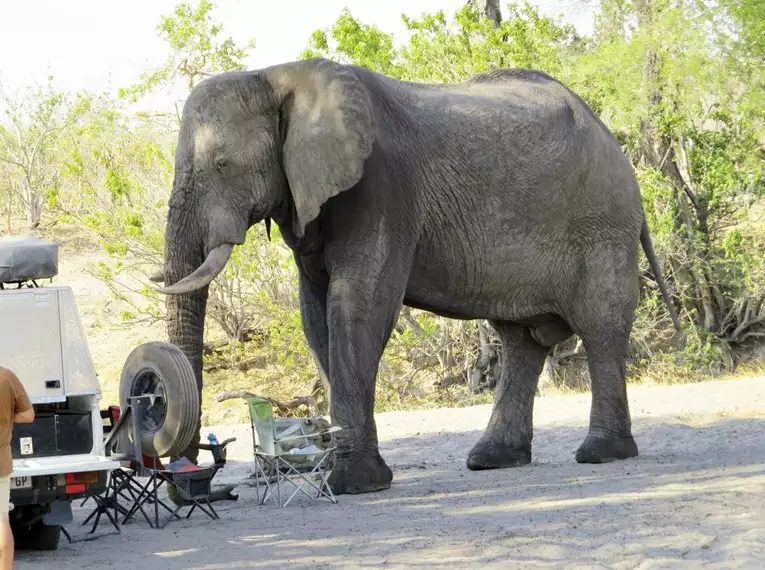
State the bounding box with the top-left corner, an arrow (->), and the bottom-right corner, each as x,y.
0,366 -> 20,385
0,367 -> 9,394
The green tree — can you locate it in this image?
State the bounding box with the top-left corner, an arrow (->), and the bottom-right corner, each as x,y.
80,0 -> 294,348
299,0 -> 765,396
301,8 -> 405,78
120,0 -> 255,104
58,95 -> 176,322
400,2 -> 581,82
0,78 -> 90,229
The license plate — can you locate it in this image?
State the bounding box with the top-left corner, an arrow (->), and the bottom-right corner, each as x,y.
10,476 -> 32,490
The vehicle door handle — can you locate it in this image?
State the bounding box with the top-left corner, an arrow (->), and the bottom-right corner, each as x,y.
45,380 -> 61,389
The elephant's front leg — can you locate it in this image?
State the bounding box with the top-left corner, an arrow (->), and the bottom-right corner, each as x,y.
324,268 -> 407,495
296,259 -> 332,412
467,322 -> 550,469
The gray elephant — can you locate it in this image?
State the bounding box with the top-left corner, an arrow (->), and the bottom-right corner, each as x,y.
152,58 -> 680,495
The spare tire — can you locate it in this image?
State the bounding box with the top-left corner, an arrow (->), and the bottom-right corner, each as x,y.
119,342 -> 200,458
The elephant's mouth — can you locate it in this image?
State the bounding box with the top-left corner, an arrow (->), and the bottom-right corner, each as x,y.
154,243 -> 235,295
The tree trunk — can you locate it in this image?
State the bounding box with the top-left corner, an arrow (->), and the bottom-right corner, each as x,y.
20,177 -> 38,229
467,0 -> 502,26
5,198 -> 11,235
468,320 -> 501,393
537,356 -> 556,395
635,0 -> 721,332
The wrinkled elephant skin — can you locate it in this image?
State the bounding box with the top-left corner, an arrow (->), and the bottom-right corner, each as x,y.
157,58 -> 680,494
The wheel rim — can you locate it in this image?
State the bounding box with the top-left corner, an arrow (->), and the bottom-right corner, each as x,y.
130,368 -> 168,434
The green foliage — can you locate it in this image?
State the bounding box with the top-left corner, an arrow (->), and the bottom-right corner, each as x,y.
301,8 -> 405,78
298,0 -> 765,398
119,0 -> 255,101
400,2 -> 580,82
0,77 -> 93,229
303,3 -> 580,84
721,0 -> 765,59
4,0 -> 763,419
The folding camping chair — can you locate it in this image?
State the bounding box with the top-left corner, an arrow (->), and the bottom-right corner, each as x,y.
145,464 -> 220,529
65,406 -> 166,542
247,397 -> 341,507
83,396 -> 235,530
121,437 -> 235,529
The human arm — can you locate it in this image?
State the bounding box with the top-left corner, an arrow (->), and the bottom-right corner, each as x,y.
15,407 -> 35,424
8,369 -> 34,423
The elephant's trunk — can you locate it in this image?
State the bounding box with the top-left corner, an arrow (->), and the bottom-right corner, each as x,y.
163,208 -> 209,464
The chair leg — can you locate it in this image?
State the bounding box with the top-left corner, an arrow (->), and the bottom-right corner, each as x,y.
255,455 -> 279,506
157,495 -> 219,528
280,453 -> 336,507
158,505 -> 184,530
113,473 -> 141,521
206,500 -> 219,520
121,475 -> 156,527
276,458 -> 282,507
89,495 -> 121,535
255,450 -> 340,507
191,500 -> 218,521
152,473 -> 183,521
152,474 -> 159,529
81,472 -> 116,527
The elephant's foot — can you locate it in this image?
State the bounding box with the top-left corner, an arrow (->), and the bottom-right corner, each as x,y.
466,438 -> 531,471
575,434 -> 638,464
328,451 -> 393,495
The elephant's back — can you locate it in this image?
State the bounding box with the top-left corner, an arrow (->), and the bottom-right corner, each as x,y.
358,67 -> 644,321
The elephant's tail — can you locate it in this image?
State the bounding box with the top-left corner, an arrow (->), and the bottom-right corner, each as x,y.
640,217 -> 682,331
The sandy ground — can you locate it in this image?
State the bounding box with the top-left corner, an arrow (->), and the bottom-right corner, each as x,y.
14,375 -> 765,570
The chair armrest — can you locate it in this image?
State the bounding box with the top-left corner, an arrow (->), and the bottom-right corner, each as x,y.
276,432 -> 323,444
193,437 -> 237,452
274,422 -> 305,441
276,425 -> 341,443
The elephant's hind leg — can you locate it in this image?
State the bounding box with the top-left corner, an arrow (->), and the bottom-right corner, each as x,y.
570,249 -> 640,464
574,328 -> 639,463
467,322 -> 550,470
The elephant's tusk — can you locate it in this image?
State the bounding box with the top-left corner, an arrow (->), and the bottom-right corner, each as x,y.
155,243 -> 234,295
148,267 -> 166,283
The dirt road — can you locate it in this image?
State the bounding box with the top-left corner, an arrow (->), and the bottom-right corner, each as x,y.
15,376 -> 765,569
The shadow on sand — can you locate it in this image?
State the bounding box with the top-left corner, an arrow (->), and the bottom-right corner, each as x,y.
15,414 -> 765,569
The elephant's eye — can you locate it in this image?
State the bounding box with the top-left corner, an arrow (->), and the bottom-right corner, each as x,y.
215,158 -> 228,173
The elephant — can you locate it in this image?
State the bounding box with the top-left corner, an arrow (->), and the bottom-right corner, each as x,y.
151,57 -> 681,495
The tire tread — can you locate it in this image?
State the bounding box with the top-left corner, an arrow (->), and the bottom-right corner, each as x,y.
119,341 -> 200,458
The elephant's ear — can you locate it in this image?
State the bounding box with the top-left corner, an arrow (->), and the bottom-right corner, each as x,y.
269,59 -> 374,237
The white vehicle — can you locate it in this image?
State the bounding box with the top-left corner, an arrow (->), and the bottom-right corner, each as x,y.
0,236 -> 119,550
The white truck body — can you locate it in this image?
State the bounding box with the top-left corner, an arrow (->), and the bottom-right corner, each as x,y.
0,235 -> 118,550
3,286 -> 118,480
